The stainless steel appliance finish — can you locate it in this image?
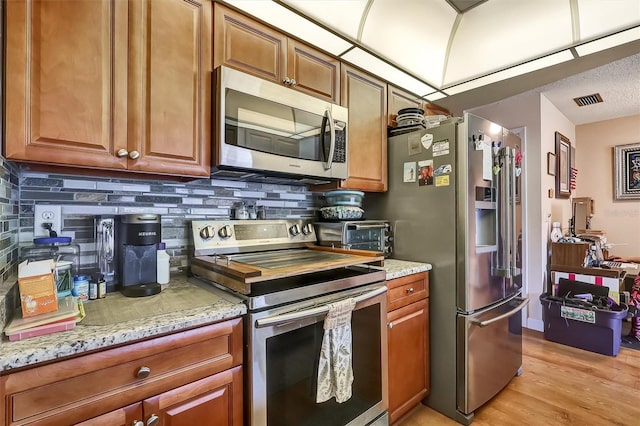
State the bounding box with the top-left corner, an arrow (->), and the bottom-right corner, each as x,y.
214,66 -> 348,183
190,219 -> 389,426
314,220 -> 393,256
365,113 -> 528,424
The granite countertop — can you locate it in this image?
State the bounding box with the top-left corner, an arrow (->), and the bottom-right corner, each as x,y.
0,275 -> 246,372
0,259 -> 429,373
380,259 -> 432,280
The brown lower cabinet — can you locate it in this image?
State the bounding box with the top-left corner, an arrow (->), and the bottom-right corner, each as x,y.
0,318 -> 243,426
386,272 -> 430,424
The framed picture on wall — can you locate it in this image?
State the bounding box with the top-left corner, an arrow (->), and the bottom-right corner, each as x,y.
547,152 -> 556,176
614,142 -> 640,200
555,131 -> 571,198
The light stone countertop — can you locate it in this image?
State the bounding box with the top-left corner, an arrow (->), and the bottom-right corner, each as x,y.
0,275 -> 246,372
379,258 -> 432,280
0,259 -> 429,373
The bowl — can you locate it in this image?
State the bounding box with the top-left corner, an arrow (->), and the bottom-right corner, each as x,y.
324,190 -> 365,207
320,206 -> 364,220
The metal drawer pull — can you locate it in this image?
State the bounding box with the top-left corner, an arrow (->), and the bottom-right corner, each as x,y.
128,150 -> 140,160
470,297 -> 530,328
255,285 -> 387,328
147,414 -> 160,426
388,322 -> 394,329
132,421 -> 144,426
136,366 -> 151,379
116,148 -> 129,158
406,287 -> 414,294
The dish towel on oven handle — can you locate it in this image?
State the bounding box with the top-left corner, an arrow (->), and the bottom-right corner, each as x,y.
316,297 -> 357,404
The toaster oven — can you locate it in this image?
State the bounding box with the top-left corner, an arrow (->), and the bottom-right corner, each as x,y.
314,220 -> 392,256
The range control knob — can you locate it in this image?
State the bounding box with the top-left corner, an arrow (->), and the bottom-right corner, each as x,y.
218,225 -> 233,239
199,225 -> 215,240
289,224 -> 301,236
385,235 -> 394,243
301,223 -> 314,235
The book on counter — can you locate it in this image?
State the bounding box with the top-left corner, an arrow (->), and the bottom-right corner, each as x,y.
3,295 -> 84,341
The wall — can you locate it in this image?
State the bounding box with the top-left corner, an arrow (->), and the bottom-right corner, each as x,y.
18,169 -> 318,277
575,114 -> 640,258
0,159 -> 21,329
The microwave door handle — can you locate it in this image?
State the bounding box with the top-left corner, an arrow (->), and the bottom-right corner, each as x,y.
350,224 -> 386,230
324,109 -> 336,170
255,285 -> 386,328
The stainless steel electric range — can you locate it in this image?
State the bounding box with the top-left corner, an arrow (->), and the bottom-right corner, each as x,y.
191,219 -> 389,426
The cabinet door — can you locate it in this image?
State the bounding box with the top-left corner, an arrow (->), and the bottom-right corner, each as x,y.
74,403 -> 143,426
287,39 -> 340,103
339,65 -> 388,192
213,3 -> 286,84
387,298 -> 430,424
143,366 -> 243,426
5,0 -> 127,170
388,85 -> 423,127
127,0 -> 211,177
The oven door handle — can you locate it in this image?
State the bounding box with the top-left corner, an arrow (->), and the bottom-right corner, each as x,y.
348,223 -> 387,230
255,285 -> 387,328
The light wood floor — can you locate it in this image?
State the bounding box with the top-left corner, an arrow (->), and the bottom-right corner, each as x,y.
397,328 -> 640,425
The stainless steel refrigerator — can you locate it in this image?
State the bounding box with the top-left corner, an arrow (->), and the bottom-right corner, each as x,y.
366,112 -> 529,424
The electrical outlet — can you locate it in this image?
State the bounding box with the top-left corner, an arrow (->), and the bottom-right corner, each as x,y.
34,205 -> 62,238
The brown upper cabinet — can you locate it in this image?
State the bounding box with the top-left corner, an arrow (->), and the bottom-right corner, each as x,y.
4,0 -> 211,177
339,65 -> 388,192
388,85 -> 424,128
213,3 -> 340,103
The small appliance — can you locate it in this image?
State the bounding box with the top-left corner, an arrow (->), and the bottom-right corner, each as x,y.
314,220 -> 393,256
213,66 -> 348,184
115,214 -> 162,297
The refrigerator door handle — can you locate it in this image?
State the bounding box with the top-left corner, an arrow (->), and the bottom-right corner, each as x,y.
469,297 -> 529,327
495,148 -> 512,277
509,147 -> 521,277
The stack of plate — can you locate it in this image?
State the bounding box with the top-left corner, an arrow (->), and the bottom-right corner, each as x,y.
395,107 -> 426,128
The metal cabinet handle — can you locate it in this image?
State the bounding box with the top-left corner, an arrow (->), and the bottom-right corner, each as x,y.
283,77 -> 291,85
128,150 -> 140,160
406,287 -> 414,294
388,322 -> 394,329
136,366 -> 151,379
132,421 -> 144,426
146,414 -> 160,426
116,148 -> 129,158
290,78 -> 297,86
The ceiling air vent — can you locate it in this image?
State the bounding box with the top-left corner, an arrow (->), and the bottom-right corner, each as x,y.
573,93 -> 603,107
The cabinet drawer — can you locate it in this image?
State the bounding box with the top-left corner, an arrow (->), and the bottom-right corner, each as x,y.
387,272 -> 429,311
1,318 -> 242,425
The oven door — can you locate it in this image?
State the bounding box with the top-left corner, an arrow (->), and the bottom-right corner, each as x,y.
248,283 -> 388,426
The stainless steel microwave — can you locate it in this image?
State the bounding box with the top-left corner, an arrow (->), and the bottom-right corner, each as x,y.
214,66 -> 348,182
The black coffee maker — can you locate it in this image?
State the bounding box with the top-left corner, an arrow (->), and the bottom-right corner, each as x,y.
115,214 -> 161,297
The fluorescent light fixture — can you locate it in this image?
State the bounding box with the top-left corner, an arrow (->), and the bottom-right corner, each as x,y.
223,0 -> 352,55
575,26 -> 640,56
445,50 -> 574,95
341,47 -> 436,96
423,92 -> 448,102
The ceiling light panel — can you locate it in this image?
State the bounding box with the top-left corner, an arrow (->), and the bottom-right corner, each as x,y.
280,0 -> 368,41
341,47 -> 436,96
360,0 -> 457,86
577,0 -> 640,40
223,0 -> 352,55
445,50 -> 574,95
445,0 -> 573,85
575,26 -> 640,56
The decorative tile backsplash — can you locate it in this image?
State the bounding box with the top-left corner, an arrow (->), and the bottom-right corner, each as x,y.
0,158 -> 21,328
18,169 -> 321,275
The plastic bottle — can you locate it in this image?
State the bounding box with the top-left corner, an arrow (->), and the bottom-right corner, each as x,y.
156,242 -> 170,285
72,275 -> 89,302
550,222 -> 563,242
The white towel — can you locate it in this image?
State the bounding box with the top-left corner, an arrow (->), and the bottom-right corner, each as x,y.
316,298 -> 357,403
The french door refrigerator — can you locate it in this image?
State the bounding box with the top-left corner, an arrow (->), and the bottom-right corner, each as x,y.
365,112 -> 529,424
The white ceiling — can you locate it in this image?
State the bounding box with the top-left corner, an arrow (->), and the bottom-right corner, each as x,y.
222,0 -> 640,125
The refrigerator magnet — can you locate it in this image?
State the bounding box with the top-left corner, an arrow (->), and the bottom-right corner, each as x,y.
435,175 -> 450,187
433,140 -> 450,156
421,133 -> 433,150
408,133 -> 422,155
403,162 -> 417,182
418,160 -> 434,186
